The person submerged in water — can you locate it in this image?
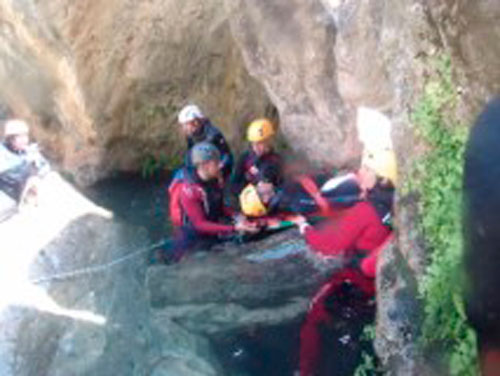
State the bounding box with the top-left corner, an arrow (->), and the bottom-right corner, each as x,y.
293,148 -> 396,376
161,142 -> 258,262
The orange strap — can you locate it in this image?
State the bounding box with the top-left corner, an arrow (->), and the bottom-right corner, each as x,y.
296,175 -> 331,215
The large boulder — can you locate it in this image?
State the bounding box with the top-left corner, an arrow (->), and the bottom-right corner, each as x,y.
147,230 -> 342,335
0,174 -> 222,376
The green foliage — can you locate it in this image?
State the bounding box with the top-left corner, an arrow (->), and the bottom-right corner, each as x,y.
360,324 -> 376,342
408,55 -> 479,375
354,324 -> 381,376
141,152 -> 181,179
354,353 -> 378,376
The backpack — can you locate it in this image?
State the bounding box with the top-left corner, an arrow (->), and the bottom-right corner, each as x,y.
168,169 -> 186,227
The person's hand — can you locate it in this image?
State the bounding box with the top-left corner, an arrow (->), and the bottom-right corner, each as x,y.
19,176 -> 40,207
235,219 -> 259,234
288,214 -> 311,235
288,214 -> 307,226
249,165 -> 259,176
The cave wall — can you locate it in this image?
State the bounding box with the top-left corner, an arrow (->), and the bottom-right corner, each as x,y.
0,0 -> 272,185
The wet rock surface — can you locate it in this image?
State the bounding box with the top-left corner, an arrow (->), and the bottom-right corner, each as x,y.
147,229 -> 342,335
375,242 -> 424,376
0,175 -> 221,376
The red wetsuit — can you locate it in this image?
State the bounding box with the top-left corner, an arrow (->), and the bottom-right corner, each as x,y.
300,199 -> 393,376
179,169 -> 235,238
303,201 -> 391,258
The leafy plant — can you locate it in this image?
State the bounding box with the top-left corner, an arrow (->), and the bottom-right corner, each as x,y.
354,325 -> 380,376
141,153 -> 171,179
354,353 -> 378,376
408,55 -> 479,375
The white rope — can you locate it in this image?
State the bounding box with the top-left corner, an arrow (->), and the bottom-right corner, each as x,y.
29,240 -> 165,285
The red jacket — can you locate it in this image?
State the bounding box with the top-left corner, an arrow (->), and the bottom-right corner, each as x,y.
303,201 -> 391,258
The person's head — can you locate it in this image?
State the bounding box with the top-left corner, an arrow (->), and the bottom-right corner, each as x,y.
4,119 -> 30,152
239,163 -> 281,216
359,148 -> 397,191
240,184 -> 269,217
255,162 -> 281,204
191,142 -> 221,180
247,118 -> 275,157
178,104 -> 205,137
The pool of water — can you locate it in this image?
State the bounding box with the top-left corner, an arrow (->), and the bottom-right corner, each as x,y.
82,171 -> 171,242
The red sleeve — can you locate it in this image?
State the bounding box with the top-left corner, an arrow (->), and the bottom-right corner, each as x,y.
303,214 -> 364,256
304,202 -> 387,256
180,184 -> 235,235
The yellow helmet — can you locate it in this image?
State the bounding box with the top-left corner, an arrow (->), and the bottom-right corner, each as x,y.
247,118 -> 275,142
239,184 -> 268,217
362,148 -> 398,184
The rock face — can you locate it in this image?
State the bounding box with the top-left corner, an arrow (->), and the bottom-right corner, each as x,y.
147,230 -> 341,336
2,0 -> 499,177
0,0 -> 272,185
427,0 -> 500,119
0,175 -> 222,376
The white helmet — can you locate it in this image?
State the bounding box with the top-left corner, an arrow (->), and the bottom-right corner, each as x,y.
4,119 -> 29,137
178,104 -> 204,124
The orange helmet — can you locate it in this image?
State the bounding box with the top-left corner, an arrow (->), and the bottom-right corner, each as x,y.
247,119 -> 275,142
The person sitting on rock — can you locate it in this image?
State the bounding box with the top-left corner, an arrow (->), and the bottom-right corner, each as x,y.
291,149 -> 396,376
178,104 -> 233,179
231,118 -> 283,195
173,142 -> 258,254
0,119 -> 50,220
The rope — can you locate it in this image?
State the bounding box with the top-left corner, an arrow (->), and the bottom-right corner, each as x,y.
29,239 -> 165,285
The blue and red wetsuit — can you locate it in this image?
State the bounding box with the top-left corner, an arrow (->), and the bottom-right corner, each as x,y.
170,168 -> 236,255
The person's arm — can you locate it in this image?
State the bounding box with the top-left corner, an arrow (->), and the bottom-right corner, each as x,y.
303,211 -> 365,256
26,144 -> 50,177
180,185 -> 235,235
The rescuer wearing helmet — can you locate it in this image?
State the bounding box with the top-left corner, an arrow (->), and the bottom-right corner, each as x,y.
174,142 -> 257,253
178,104 -> 233,178
231,118 -> 283,195
295,148 -> 397,376
0,119 -> 50,219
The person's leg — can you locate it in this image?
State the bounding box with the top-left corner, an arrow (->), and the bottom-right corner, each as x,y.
300,282 -> 335,376
299,268 -> 375,376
